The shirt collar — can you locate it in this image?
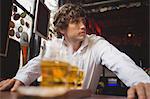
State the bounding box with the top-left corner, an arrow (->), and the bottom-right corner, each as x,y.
61,35 -> 89,53
79,35 -> 89,51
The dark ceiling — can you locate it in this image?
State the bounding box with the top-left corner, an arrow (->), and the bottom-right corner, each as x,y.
60,0 -> 146,6
67,0 -> 106,4
59,0 -> 149,12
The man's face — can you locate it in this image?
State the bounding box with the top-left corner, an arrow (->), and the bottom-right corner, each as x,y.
63,17 -> 86,42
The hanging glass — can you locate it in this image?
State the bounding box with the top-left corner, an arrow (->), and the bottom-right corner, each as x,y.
25,22 -> 30,28
20,12 -> 27,18
18,26 -> 23,32
13,13 -> 20,20
16,32 -> 21,38
12,5 -> 17,12
9,29 -> 15,36
20,18 -> 25,25
9,21 -> 15,28
20,32 -> 28,44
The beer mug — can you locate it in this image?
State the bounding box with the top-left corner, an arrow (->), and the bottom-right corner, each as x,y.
40,39 -> 71,88
66,57 -> 85,89
40,39 -> 84,89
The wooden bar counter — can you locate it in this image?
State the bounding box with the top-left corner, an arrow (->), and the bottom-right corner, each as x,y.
0,91 -> 126,99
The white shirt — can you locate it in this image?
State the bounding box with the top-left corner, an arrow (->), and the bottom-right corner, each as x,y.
14,34 -> 150,92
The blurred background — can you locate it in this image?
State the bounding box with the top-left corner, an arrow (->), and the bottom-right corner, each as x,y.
0,0 -> 149,96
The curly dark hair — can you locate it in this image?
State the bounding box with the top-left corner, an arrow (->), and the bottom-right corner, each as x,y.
53,3 -> 86,33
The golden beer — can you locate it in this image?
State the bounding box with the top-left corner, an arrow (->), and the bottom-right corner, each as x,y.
76,70 -> 84,89
40,59 -> 84,89
66,66 -> 79,88
40,60 -> 70,87
66,66 -> 84,89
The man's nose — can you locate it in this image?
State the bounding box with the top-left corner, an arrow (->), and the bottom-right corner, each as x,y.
80,22 -> 86,30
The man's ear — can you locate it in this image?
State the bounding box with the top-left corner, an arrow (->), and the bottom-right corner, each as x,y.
59,29 -> 65,35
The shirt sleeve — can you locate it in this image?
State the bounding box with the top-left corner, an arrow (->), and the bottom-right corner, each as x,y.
99,40 -> 150,87
14,55 -> 41,86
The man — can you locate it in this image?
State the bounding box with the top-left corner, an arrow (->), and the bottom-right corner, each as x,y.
0,3 -> 150,99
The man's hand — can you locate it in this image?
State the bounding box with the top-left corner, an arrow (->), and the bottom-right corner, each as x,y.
127,82 -> 150,99
0,78 -> 24,92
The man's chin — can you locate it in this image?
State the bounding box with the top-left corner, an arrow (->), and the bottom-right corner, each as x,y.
78,36 -> 86,41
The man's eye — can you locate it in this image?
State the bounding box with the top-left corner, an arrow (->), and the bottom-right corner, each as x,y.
81,18 -> 86,23
70,21 -> 79,24
82,19 -> 86,24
